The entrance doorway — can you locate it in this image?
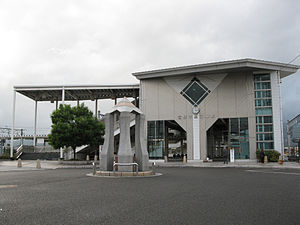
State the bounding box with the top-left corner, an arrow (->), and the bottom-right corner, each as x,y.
165,121 -> 186,161
207,118 -> 250,161
147,120 -> 186,161
207,119 -> 229,161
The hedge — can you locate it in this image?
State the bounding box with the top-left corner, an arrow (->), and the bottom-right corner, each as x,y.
256,150 -> 280,162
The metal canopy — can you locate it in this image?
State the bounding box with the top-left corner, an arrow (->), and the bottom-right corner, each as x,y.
14,84 -> 140,101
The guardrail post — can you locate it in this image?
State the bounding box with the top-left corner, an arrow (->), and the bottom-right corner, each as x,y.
92,162 -> 96,175
136,164 -> 138,176
36,159 -> 41,169
17,159 -> 22,168
152,162 -> 155,175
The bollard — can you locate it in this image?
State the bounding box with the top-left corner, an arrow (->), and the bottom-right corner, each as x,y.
164,155 -> 168,163
92,162 -> 96,175
86,155 -> 90,161
183,155 -> 187,163
36,159 -> 41,169
94,155 -> 98,161
264,155 -> 268,164
17,159 -> 22,168
152,162 -> 155,175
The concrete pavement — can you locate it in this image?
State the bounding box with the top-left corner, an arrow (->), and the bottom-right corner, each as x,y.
1,159 -> 300,171
0,167 -> 300,225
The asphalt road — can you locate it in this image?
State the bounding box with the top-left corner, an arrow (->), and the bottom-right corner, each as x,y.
0,167 -> 299,225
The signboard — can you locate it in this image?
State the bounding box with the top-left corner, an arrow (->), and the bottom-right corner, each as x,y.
37,138 -> 44,145
230,148 -> 235,163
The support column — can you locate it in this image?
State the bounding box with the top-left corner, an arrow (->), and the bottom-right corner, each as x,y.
135,114 -> 149,171
77,100 -> 79,107
56,100 -> 58,110
193,113 -> 200,160
114,98 -> 117,105
99,113 -> 115,171
10,90 -> 16,158
134,97 -> 138,106
33,100 -> 38,147
95,99 -> 98,118
60,87 -> 65,159
62,87 -> 65,105
118,112 -> 133,172
164,121 -> 168,162
20,129 -> 24,146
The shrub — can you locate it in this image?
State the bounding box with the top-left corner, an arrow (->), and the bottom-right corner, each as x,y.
256,150 -> 281,162
265,150 -> 281,162
0,154 -> 15,160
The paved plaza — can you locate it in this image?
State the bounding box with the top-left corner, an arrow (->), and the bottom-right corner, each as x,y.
0,167 -> 300,225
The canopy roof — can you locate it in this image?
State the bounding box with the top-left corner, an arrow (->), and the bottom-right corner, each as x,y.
132,58 -> 300,80
14,84 -> 140,102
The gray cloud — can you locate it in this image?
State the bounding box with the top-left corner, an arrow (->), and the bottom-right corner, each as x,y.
0,0 -> 300,134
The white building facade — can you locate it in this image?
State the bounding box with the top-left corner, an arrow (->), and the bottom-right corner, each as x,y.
133,59 -> 299,161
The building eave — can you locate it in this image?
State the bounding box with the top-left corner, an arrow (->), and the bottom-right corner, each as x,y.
132,58 -> 300,80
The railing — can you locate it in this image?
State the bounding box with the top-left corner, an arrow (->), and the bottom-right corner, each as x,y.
75,145 -> 88,153
15,144 -> 24,159
113,162 -> 139,175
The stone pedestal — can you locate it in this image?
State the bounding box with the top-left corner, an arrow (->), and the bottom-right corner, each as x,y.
100,114 -> 114,171
118,112 -> 133,172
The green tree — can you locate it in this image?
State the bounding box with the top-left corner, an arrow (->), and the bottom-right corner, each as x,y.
48,104 -> 105,159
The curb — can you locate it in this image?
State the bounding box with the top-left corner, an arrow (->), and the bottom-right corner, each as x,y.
155,164 -> 300,170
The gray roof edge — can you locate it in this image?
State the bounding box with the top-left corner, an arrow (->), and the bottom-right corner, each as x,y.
14,84 -> 140,91
132,58 -> 300,79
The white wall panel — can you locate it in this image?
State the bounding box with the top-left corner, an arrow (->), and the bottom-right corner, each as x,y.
271,71 -> 283,154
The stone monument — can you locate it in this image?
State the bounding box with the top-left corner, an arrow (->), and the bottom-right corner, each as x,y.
99,97 -> 149,172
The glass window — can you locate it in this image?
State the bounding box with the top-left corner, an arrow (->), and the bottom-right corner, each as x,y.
254,82 -> 271,90
229,118 -> 249,159
257,133 -> 273,141
180,78 -> 210,106
256,125 -> 273,132
148,121 -> 164,139
254,74 -> 270,81
256,116 -> 273,124
257,142 -> 274,150
255,90 -> 272,98
147,121 -> 165,159
230,118 -> 239,137
148,140 -> 164,158
256,108 -> 272,115
254,73 -> 274,151
255,99 -> 272,107
240,117 -> 249,136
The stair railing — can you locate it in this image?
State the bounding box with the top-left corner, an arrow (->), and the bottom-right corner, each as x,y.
15,144 -> 24,159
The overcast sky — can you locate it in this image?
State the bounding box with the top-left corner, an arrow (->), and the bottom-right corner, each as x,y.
0,0 -> 300,135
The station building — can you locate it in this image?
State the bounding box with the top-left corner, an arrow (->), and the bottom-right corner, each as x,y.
10,59 -> 299,161
133,59 -> 299,161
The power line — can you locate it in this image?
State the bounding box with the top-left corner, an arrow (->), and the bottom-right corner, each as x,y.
288,54 -> 300,64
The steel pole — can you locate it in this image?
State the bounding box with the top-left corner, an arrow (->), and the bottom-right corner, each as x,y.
95,99 -> 98,118
10,90 -> 16,158
60,87 -> 65,159
62,86 -> 65,105
33,100 -> 37,147
287,120 -> 291,156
